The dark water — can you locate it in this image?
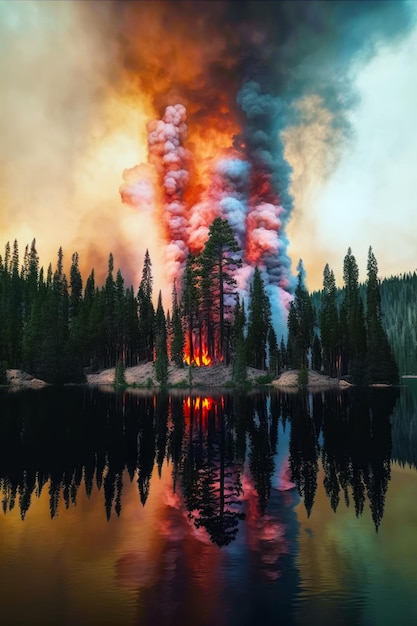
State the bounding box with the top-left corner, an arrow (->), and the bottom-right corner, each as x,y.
0,382 -> 417,626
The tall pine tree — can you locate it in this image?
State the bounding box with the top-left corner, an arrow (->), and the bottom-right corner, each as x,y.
320,264 -> 339,377
366,247 -> 398,383
342,248 -> 367,383
199,217 -> 241,363
246,267 -> 271,370
138,249 -> 155,362
154,291 -> 169,385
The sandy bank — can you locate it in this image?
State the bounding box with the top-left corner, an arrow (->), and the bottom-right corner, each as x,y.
6,369 -> 49,389
272,369 -> 351,390
4,366 -> 352,390
87,363 -> 267,387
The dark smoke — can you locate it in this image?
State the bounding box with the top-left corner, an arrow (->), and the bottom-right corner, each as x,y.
103,0 -> 415,218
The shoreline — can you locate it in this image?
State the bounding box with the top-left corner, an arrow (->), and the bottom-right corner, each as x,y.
3,365 -> 357,391
3,365 -> 407,391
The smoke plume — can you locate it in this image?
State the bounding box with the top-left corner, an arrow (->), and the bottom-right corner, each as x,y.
1,0 -> 414,329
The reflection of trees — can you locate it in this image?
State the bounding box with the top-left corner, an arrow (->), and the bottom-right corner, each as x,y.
137,395 -> 155,506
320,388 -> 396,530
180,395 -> 245,546
0,385 -> 399,533
288,392 -> 319,517
247,394 -> 275,515
391,382 -> 417,469
283,388 -> 396,529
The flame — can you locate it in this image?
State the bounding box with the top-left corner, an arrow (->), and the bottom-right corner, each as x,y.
184,350 -> 212,367
183,333 -> 213,367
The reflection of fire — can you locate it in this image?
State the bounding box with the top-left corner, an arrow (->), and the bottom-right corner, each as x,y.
183,396 -> 215,426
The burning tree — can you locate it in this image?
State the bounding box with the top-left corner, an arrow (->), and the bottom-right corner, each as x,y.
182,217 -> 242,366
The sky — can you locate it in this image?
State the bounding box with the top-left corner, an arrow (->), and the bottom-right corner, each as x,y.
1,0 -> 417,315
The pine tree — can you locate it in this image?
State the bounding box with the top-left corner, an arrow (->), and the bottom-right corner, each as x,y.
286,260 -> 314,370
125,286 -> 140,367
34,247 -> 71,383
154,291 -> 169,386
286,301 -> 299,369
320,264 -> 339,377
199,217 -> 241,363
114,360 -> 127,387
69,251 -> 83,319
312,333 -> 322,372
268,325 -> 280,378
246,267 -> 271,370
279,335 -> 287,371
138,250 -> 155,362
6,239 -> 23,367
170,279 -> 184,366
342,248 -> 367,383
366,247 -> 398,383
181,253 -> 200,365
101,253 -> 116,367
232,296 -> 247,385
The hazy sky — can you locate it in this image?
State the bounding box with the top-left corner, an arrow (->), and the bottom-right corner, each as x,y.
1,0 -> 416,300
287,11 -> 417,288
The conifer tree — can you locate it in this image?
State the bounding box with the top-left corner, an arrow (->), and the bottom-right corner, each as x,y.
138,249 -> 155,362
115,269 -> 126,364
312,334 -> 322,372
365,247 -> 398,383
286,260 -> 314,370
342,248 -> 367,383
69,251 -> 83,319
6,239 -> 23,367
199,217 -> 241,363
103,253 -> 116,367
181,253 -> 200,365
246,267 -> 271,370
170,279 -> 184,367
154,291 -> 169,386
286,301 -> 299,369
125,285 -> 140,367
33,246 -> 71,383
280,336 -> 287,371
232,295 -> 247,385
268,325 -> 280,377
320,264 -> 339,377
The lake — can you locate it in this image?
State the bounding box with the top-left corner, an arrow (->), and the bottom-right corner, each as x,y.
0,382 -> 416,626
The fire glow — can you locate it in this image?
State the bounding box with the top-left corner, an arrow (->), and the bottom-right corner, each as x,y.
183,396 -> 217,427
121,98 -> 294,361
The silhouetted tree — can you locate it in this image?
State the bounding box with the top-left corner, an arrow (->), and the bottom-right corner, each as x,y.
246,267 -> 271,369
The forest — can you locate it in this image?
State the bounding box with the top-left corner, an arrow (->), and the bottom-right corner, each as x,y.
0,216 -> 407,386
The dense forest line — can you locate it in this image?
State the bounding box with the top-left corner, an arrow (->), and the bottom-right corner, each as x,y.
0,217 -> 405,385
312,271 -> 417,378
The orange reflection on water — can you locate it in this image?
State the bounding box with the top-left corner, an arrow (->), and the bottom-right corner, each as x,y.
183,395 -> 218,427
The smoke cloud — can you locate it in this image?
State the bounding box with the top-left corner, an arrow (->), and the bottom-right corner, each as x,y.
0,0 -> 415,319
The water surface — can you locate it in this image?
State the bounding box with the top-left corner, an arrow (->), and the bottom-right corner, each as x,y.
0,384 -> 416,626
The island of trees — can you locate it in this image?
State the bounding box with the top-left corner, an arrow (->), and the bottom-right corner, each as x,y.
0,217 -> 405,386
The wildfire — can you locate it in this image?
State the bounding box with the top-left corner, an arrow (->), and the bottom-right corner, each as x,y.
184,350 -> 212,367
183,333 -> 217,367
